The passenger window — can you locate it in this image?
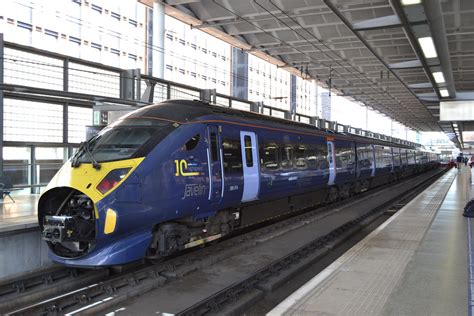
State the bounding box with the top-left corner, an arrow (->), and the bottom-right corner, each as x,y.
244,135 -> 253,167
184,134 -> 200,151
222,139 -> 242,173
295,145 -> 307,169
263,144 -> 279,169
210,132 -> 218,161
307,145 -> 328,170
306,147 -> 318,169
281,145 -> 293,169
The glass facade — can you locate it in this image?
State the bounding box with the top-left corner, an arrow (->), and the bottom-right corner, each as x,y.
163,16 -> 231,95
248,54 -> 291,111
0,0 -> 435,193
68,106 -> 93,143
0,0 -> 147,70
4,99 -> 63,142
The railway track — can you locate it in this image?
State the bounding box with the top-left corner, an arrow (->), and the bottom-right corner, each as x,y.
0,267 -> 109,313
2,168 -> 448,315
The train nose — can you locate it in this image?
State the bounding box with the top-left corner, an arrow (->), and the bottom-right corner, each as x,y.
39,187 -> 97,258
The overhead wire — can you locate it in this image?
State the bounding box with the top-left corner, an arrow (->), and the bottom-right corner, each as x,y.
260,0 -> 414,119
211,0 -> 417,130
260,0 -> 425,130
213,0 -> 384,110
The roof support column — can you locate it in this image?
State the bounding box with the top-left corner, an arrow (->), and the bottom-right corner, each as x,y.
150,1 -> 165,78
0,34 -> 4,175
321,91 -> 331,121
290,75 -> 296,116
231,47 -> 248,100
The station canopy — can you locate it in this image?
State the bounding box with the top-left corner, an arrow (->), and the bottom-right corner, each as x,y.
159,0 -> 474,145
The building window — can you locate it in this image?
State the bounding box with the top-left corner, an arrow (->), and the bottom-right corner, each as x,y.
91,4 -> 102,13
17,21 -> 32,31
91,42 -> 102,50
111,12 -> 120,21
69,36 -> 81,44
45,29 -> 58,38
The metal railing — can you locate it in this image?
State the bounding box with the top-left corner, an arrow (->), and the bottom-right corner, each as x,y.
0,39 -> 422,190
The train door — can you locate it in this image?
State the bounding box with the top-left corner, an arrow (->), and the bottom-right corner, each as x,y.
390,148 -> 395,173
327,140 -> 336,185
240,131 -> 260,202
371,145 -> 376,176
207,126 -> 223,204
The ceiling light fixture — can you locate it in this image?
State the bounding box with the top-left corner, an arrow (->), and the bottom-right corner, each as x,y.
418,37 -> 437,58
440,89 -> 449,97
432,72 -> 445,83
401,0 -> 422,5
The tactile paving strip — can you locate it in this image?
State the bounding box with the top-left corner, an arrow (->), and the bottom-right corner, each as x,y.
271,170 -> 457,316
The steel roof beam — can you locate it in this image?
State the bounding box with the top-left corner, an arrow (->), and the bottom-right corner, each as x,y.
408,82 -> 433,89
423,0 -> 456,98
389,0 -> 442,100
352,15 -> 401,31
323,0 -> 426,111
389,59 -> 422,69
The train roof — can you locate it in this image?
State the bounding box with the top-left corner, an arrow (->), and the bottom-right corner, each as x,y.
128,100 -> 419,150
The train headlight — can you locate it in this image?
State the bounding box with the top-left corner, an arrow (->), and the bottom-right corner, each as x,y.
104,208 -> 117,234
96,168 -> 132,195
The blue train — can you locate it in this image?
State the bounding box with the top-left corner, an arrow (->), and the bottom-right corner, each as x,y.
38,100 -> 438,267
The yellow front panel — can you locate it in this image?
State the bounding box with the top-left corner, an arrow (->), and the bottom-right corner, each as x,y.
44,157 -> 145,204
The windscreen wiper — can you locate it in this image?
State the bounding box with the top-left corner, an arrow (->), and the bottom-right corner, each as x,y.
71,141 -> 101,170
84,141 -> 101,170
71,142 -> 86,168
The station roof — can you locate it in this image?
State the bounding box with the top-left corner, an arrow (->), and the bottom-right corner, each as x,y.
158,0 -> 473,145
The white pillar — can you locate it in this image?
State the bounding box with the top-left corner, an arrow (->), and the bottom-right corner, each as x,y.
152,1 -> 165,79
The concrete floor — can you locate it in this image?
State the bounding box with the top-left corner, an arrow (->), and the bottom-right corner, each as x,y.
270,167 -> 471,316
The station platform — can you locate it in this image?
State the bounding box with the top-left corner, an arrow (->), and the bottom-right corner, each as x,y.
0,194 -> 51,279
0,194 -> 39,233
269,167 -> 470,315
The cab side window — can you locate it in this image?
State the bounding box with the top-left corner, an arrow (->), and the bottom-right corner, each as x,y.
184,134 -> 200,151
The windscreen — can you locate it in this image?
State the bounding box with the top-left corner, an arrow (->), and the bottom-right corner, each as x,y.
77,118 -> 170,163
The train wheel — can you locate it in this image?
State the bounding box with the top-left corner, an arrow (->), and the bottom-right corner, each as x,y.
340,183 -> 351,199
327,186 -> 339,203
362,179 -> 370,191
353,181 -> 362,194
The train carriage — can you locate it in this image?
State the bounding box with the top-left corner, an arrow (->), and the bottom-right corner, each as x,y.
38,100 -> 438,267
